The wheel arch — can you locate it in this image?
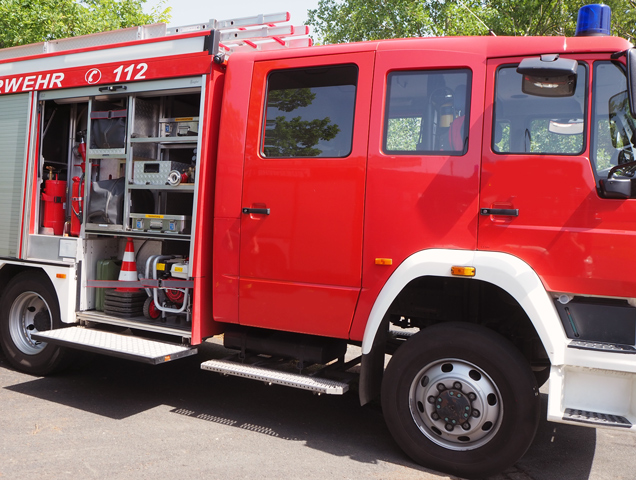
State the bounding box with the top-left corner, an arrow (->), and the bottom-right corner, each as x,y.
0,263 -> 75,324
0,264 -> 27,297
359,249 -> 566,405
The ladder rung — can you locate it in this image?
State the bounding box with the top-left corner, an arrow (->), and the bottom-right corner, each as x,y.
215,12 -> 290,29
221,36 -> 312,54
219,25 -> 296,42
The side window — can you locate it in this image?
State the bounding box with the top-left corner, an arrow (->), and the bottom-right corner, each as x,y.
383,69 -> 471,155
262,64 -> 357,158
493,63 -> 586,155
591,62 -> 636,178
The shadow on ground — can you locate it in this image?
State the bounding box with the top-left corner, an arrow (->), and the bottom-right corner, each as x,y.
1,342 -> 595,480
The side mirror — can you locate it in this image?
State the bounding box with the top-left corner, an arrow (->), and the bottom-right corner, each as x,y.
600,158 -> 636,199
601,177 -> 632,198
627,48 -> 636,117
517,55 -> 577,97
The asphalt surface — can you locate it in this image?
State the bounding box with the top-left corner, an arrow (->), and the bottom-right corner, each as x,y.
1,341 -> 635,480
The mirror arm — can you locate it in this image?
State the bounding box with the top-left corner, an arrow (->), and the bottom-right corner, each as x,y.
608,159 -> 636,179
611,50 -> 628,60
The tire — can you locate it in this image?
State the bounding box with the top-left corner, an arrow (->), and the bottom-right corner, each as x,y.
143,296 -> 161,320
381,322 -> 540,479
0,271 -> 70,375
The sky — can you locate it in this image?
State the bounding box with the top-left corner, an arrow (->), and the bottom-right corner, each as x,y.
143,0 -> 321,29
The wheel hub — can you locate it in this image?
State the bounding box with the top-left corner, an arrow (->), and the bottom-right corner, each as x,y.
33,309 -> 51,332
409,359 -> 502,451
432,383 -> 473,431
8,291 -> 51,355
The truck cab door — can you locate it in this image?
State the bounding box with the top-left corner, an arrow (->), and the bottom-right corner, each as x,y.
238,52 -> 374,337
348,45 -> 485,340
479,56 -> 636,300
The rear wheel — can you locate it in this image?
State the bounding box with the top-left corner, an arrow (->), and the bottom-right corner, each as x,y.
381,322 -> 540,479
0,271 -> 70,375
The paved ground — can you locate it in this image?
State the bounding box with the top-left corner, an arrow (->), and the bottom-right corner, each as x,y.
1,341 -> 634,480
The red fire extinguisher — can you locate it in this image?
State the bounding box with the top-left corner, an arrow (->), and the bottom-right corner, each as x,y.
42,167 -> 66,236
70,134 -> 86,237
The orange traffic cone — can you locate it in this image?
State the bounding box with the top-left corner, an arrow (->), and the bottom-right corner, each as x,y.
104,237 -> 146,317
116,237 -> 138,292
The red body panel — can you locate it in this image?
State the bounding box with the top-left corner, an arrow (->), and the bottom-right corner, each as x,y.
212,55 -> 256,325
19,93 -> 35,258
237,52 -> 374,337
0,52 -> 211,95
191,65 -> 225,344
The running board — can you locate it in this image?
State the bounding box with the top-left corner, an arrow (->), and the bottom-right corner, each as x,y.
568,340 -> 636,354
32,327 -> 197,365
563,408 -> 632,428
201,358 -> 349,395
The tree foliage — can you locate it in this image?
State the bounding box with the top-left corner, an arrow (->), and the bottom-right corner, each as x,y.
264,88 -> 341,157
0,0 -> 171,48
264,115 -> 340,157
308,0 -> 636,44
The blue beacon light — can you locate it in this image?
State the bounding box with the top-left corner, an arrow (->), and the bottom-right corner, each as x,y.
575,4 -> 611,36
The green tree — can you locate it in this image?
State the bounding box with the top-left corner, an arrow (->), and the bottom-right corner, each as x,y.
308,0 -> 636,44
0,0 -> 171,48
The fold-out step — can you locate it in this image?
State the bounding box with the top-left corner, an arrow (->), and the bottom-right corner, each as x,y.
32,327 -> 197,365
563,408 -> 632,428
201,358 -> 349,395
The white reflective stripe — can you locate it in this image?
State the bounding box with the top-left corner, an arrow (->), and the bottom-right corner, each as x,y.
118,270 -> 137,281
122,251 -> 135,262
361,249 -> 566,365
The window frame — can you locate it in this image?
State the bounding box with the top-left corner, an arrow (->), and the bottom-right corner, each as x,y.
260,63 -> 359,159
590,60 -> 633,184
491,61 -> 589,156
382,68 -> 472,156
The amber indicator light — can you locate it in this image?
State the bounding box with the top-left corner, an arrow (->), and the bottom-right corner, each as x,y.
451,266 -> 476,277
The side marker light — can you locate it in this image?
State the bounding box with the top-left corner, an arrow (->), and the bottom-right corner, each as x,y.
451,266 -> 476,277
375,258 -> 393,266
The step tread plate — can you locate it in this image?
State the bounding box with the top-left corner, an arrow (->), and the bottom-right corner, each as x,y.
201,358 -> 349,395
568,340 -> 636,354
32,327 -> 197,364
563,408 -> 632,428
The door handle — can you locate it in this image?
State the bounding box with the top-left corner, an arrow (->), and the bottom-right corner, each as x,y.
242,207 -> 270,215
480,208 -> 519,217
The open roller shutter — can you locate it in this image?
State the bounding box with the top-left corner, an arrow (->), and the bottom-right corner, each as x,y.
0,93 -> 29,258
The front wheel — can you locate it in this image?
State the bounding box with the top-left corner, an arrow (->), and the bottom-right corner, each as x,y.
381,322 -> 540,479
0,271 -> 70,375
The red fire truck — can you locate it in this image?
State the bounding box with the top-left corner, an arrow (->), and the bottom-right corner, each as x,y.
0,3 -> 635,477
